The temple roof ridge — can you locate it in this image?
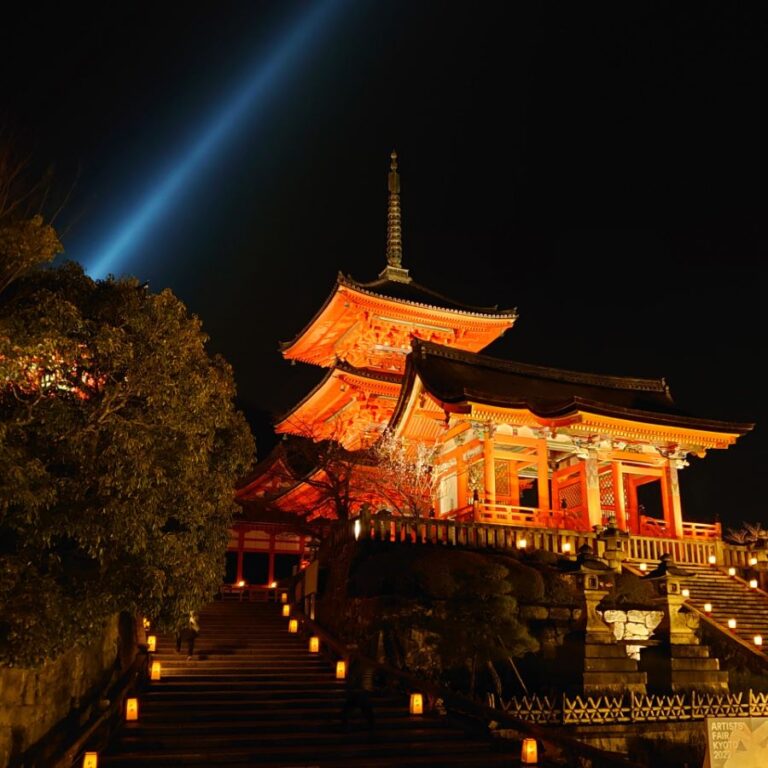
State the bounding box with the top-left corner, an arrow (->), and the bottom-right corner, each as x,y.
410,338 -> 672,394
399,339 -> 755,436
337,271 -> 518,318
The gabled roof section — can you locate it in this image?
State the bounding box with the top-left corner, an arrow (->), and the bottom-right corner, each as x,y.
339,272 -> 517,317
279,273 -> 517,371
235,443 -> 296,501
274,362 -> 401,450
391,340 -> 754,440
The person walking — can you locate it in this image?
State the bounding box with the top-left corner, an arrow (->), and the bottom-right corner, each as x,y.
340,653 -> 376,730
175,611 -> 200,660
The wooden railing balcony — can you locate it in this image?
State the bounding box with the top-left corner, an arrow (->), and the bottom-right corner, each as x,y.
343,512 -> 752,568
456,501 -> 589,530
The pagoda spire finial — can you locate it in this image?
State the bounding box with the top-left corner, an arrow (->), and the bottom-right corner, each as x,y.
381,150 -> 412,283
386,150 -> 402,268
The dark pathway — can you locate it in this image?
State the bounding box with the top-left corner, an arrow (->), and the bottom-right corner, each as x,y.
95,598 -> 525,767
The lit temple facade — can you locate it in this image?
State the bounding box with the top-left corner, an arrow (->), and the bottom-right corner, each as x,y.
229,152 -> 753,584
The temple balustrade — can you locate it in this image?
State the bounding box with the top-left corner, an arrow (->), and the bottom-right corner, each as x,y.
341,512 -> 746,567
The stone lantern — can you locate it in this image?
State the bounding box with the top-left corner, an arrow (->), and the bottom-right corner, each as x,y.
644,553 -> 698,646
559,545 -> 647,694
571,544 -> 615,644
597,514 -> 628,574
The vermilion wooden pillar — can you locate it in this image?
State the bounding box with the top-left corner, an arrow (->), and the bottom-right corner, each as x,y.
661,463 -> 684,539
483,429 -> 495,505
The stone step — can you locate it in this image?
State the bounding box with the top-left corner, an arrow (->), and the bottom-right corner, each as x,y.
115,725 -> 462,748
669,645 -> 711,658
670,658 -> 721,671
584,657 -> 641,672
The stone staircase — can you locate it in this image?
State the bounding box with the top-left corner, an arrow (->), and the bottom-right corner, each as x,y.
680,563 -> 768,654
94,598 -> 523,767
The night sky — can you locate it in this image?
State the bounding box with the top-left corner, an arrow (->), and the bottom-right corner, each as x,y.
3,2 -> 767,530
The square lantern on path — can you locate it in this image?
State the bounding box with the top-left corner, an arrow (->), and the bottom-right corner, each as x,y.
410,692 -> 423,715
282,604 -> 290,617
309,636 -> 319,653
288,619 -> 298,633
521,737 -> 538,764
83,753 -> 98,768
147,635 -> 156,652
336,660 -> 346,679
151,661 -> 161,680
126,697 -> 139,721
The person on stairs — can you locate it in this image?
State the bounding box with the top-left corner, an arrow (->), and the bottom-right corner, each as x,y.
340,651 -> 376,730
176,611 -> 200,660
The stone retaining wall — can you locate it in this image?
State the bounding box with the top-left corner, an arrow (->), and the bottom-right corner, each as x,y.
0,614 -> 120,768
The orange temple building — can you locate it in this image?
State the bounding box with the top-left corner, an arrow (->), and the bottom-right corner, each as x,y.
229,152 -> 753,585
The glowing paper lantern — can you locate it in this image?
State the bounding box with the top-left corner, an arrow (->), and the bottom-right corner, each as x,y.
516,538 -> 527,550
704,603 -> 713,614
270,581 -> 277,588
83,752 -> 98,768
749,557 -> 758,566
151,661 -> 161,680
354,519 -> 361,540
309,636 -> 319,653
336,660 -> 346,679
521,737 -> 538,764
282,604 -> 290,617
281,592 -> 288,604
147,635 -> 156,652
639,563 -> 647,572
728,619 -> 737,629
126,697 -> 139,721
288,619 -> 298,633
750,579 -> 759,589
237,580 -> 246,587
409,692 -> 423,715
681,588 -> 690,598
755,635 -> 763,647
561,542 -> 572,554
708,554 -> 717,565
728,567 -> 736,577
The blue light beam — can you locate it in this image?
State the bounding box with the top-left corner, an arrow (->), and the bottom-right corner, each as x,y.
85,0 -> 343,279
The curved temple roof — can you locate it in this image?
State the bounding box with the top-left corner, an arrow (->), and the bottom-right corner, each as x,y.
392,339 -> 755,438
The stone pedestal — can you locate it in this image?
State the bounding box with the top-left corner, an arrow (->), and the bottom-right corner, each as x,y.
640,644 -> 729,693
584,643 -> 647,695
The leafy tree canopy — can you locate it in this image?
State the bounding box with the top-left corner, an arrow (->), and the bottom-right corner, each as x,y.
349,545 -> 538,665
0,228 -> 254,665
